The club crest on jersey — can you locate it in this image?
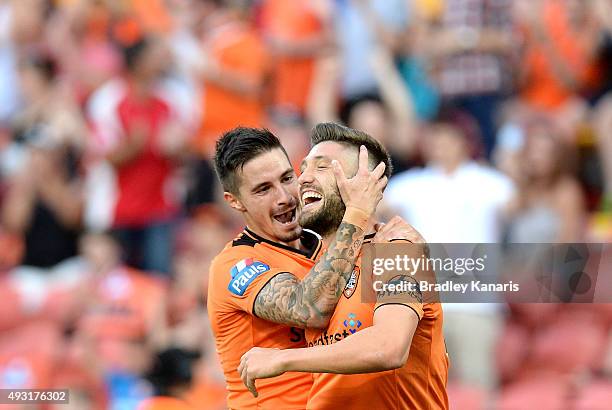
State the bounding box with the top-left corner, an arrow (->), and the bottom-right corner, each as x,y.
343,266 -> 360,299
228,258 -> 270,296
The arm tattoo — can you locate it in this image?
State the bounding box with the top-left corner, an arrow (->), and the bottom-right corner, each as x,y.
376,274 -> 423,305
254,221 -> 365,328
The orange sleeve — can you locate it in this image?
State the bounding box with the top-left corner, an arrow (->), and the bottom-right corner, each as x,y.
210,249 -> 290,315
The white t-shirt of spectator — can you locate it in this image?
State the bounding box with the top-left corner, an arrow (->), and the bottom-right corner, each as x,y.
385,161 -> 514,244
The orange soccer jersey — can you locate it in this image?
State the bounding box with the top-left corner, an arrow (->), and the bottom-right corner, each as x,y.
305,249 -> 449,410
207,228 -> 323,409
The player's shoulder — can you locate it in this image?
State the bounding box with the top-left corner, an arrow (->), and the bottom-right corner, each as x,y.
210,230 -> 266,271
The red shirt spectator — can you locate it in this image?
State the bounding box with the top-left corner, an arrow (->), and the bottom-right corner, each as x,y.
88,78 -> 180,227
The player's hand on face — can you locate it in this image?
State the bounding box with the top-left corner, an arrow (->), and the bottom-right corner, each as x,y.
238,347 -> 286,397
332,145 -> 387,217
373,216 -> 426,244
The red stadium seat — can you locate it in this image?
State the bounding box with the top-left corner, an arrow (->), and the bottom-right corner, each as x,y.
509,303 -> 560,329
496,378 -> 569,410
530,313 -> 607,373
0,321 -> 64,389
591,304 -> 612,327
574,381 -> 612,410
447,383 -> 487,410
496,322 -> 530,383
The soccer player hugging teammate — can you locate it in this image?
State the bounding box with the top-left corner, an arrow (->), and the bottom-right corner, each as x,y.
208,127 -> 390,409
239,123 -> 450,410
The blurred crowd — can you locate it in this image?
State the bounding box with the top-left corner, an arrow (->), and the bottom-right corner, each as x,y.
0,0 -> 611,408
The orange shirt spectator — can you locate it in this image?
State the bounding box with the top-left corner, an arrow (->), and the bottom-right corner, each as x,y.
260,0 -> 327,113
195,17 -> 269,156
78,266 -> 167,343
519,0 -> 597,111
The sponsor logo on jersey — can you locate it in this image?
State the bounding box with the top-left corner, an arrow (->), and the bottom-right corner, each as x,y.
308,313 -> 364,347
343,312 -> 362,334
228,259 -> 270,296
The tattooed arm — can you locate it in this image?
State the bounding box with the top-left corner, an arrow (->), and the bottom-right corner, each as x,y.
254,219 -> 365,328
254,146 -> 387,329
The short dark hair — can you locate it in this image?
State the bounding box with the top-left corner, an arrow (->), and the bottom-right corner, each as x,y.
147,347 -> 201,396
310,122 -> 393,178
122,37 -> 150,72
214,127 -> 289,194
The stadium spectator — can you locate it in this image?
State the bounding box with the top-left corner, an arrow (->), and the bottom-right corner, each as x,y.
139,348 -> 201,409
344,45 -> 418,174
385,112 -> 515,390
505,119 -> 586,242
86,35 -> 192,275
259,0 -> 333,115
2,53 -> 84,269
395,0 -> 441,122
193,0 -> 269,157
425,0 -> 515,158
386,111 -> 514,243
504,0 -> 600,141
310,18 -> 419,173
333,0 -> 408,101
0,51 -> 87,320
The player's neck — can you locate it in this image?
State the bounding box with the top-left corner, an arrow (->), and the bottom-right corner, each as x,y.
321,218 -> 376,249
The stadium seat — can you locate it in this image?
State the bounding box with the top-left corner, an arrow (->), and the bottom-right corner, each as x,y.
496,378 -> 569,410
447,383 -> 487,410
0,321 -> 63,389
573,381 -> 612,410
509,303 -> 560,329
495,322 -> 529,383
530,312 -> 607,373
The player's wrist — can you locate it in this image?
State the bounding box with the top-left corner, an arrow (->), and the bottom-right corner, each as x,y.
343,206 -> 371,231
276,349 -> 295,373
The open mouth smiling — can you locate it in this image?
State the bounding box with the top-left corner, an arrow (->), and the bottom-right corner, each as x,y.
301,190 -> 323,210
273,207 -> 297,225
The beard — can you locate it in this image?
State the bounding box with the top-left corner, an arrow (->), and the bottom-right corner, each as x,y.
299,186 -> 346,238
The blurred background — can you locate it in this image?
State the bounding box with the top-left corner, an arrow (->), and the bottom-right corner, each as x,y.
0,0 -> 611,408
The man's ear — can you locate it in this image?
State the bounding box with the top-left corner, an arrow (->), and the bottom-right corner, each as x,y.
224,191 -> 246,212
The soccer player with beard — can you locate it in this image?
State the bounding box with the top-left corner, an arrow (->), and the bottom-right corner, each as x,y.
239,123 -> 449,410
208,127 -> 391,409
